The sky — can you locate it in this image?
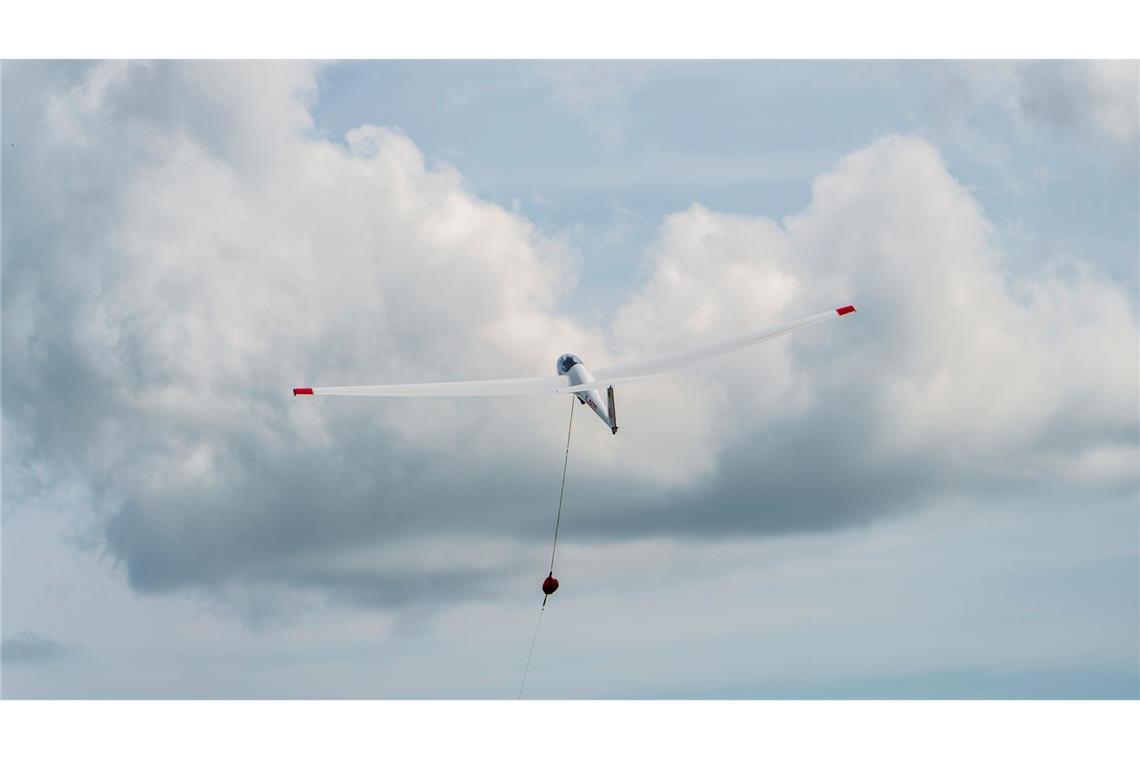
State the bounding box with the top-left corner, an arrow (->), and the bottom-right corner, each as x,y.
1,60 -> 1137,699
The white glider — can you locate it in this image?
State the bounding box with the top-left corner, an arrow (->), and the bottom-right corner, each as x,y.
294,305 -> 857,434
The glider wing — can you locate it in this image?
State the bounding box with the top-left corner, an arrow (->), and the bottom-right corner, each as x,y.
577,305 -> 857,388
294,306 -> 856,398
293,376 -> 567,398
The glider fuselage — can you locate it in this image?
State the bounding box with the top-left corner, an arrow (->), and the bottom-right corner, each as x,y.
567,363 -> 610,427
556,353 -> 616,433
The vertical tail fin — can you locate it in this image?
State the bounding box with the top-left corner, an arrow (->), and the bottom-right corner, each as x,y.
606,385 -> 618,435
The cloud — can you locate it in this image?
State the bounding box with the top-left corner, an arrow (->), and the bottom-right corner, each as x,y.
3,60 -> 605,602
536,61 -> 655,147
2,61 -> 1136,623
592,136 -> 1137,538
921,61 -> 1139,165
1010,61 -> 1139,154
4,494 -> 1133,697
2,632 -> 67,664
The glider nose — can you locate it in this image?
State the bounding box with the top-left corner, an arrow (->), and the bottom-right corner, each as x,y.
542,573 -> 559,596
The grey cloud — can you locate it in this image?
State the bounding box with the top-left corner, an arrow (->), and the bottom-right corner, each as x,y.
921,60 -> 1139,164
2,632 -> 68,664
1011,61 -> 1139,153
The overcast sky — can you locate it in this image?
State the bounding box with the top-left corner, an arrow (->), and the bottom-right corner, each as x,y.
2,60 -> 1137,698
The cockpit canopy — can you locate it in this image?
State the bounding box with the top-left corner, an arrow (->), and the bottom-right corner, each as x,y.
556,353 -> 583,375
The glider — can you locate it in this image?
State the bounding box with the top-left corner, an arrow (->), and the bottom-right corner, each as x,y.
294,305 -> 857,434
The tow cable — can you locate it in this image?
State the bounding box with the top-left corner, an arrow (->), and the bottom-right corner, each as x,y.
517,396 -> 575,698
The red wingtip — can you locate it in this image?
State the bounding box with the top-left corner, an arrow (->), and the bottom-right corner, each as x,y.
293,387 -> 314,396
836,304 -> 856,316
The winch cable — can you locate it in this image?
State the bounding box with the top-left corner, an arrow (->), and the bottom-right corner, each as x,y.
517,396 -> 576,699
516,605 -> 545,699
547,396 -> 576,581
